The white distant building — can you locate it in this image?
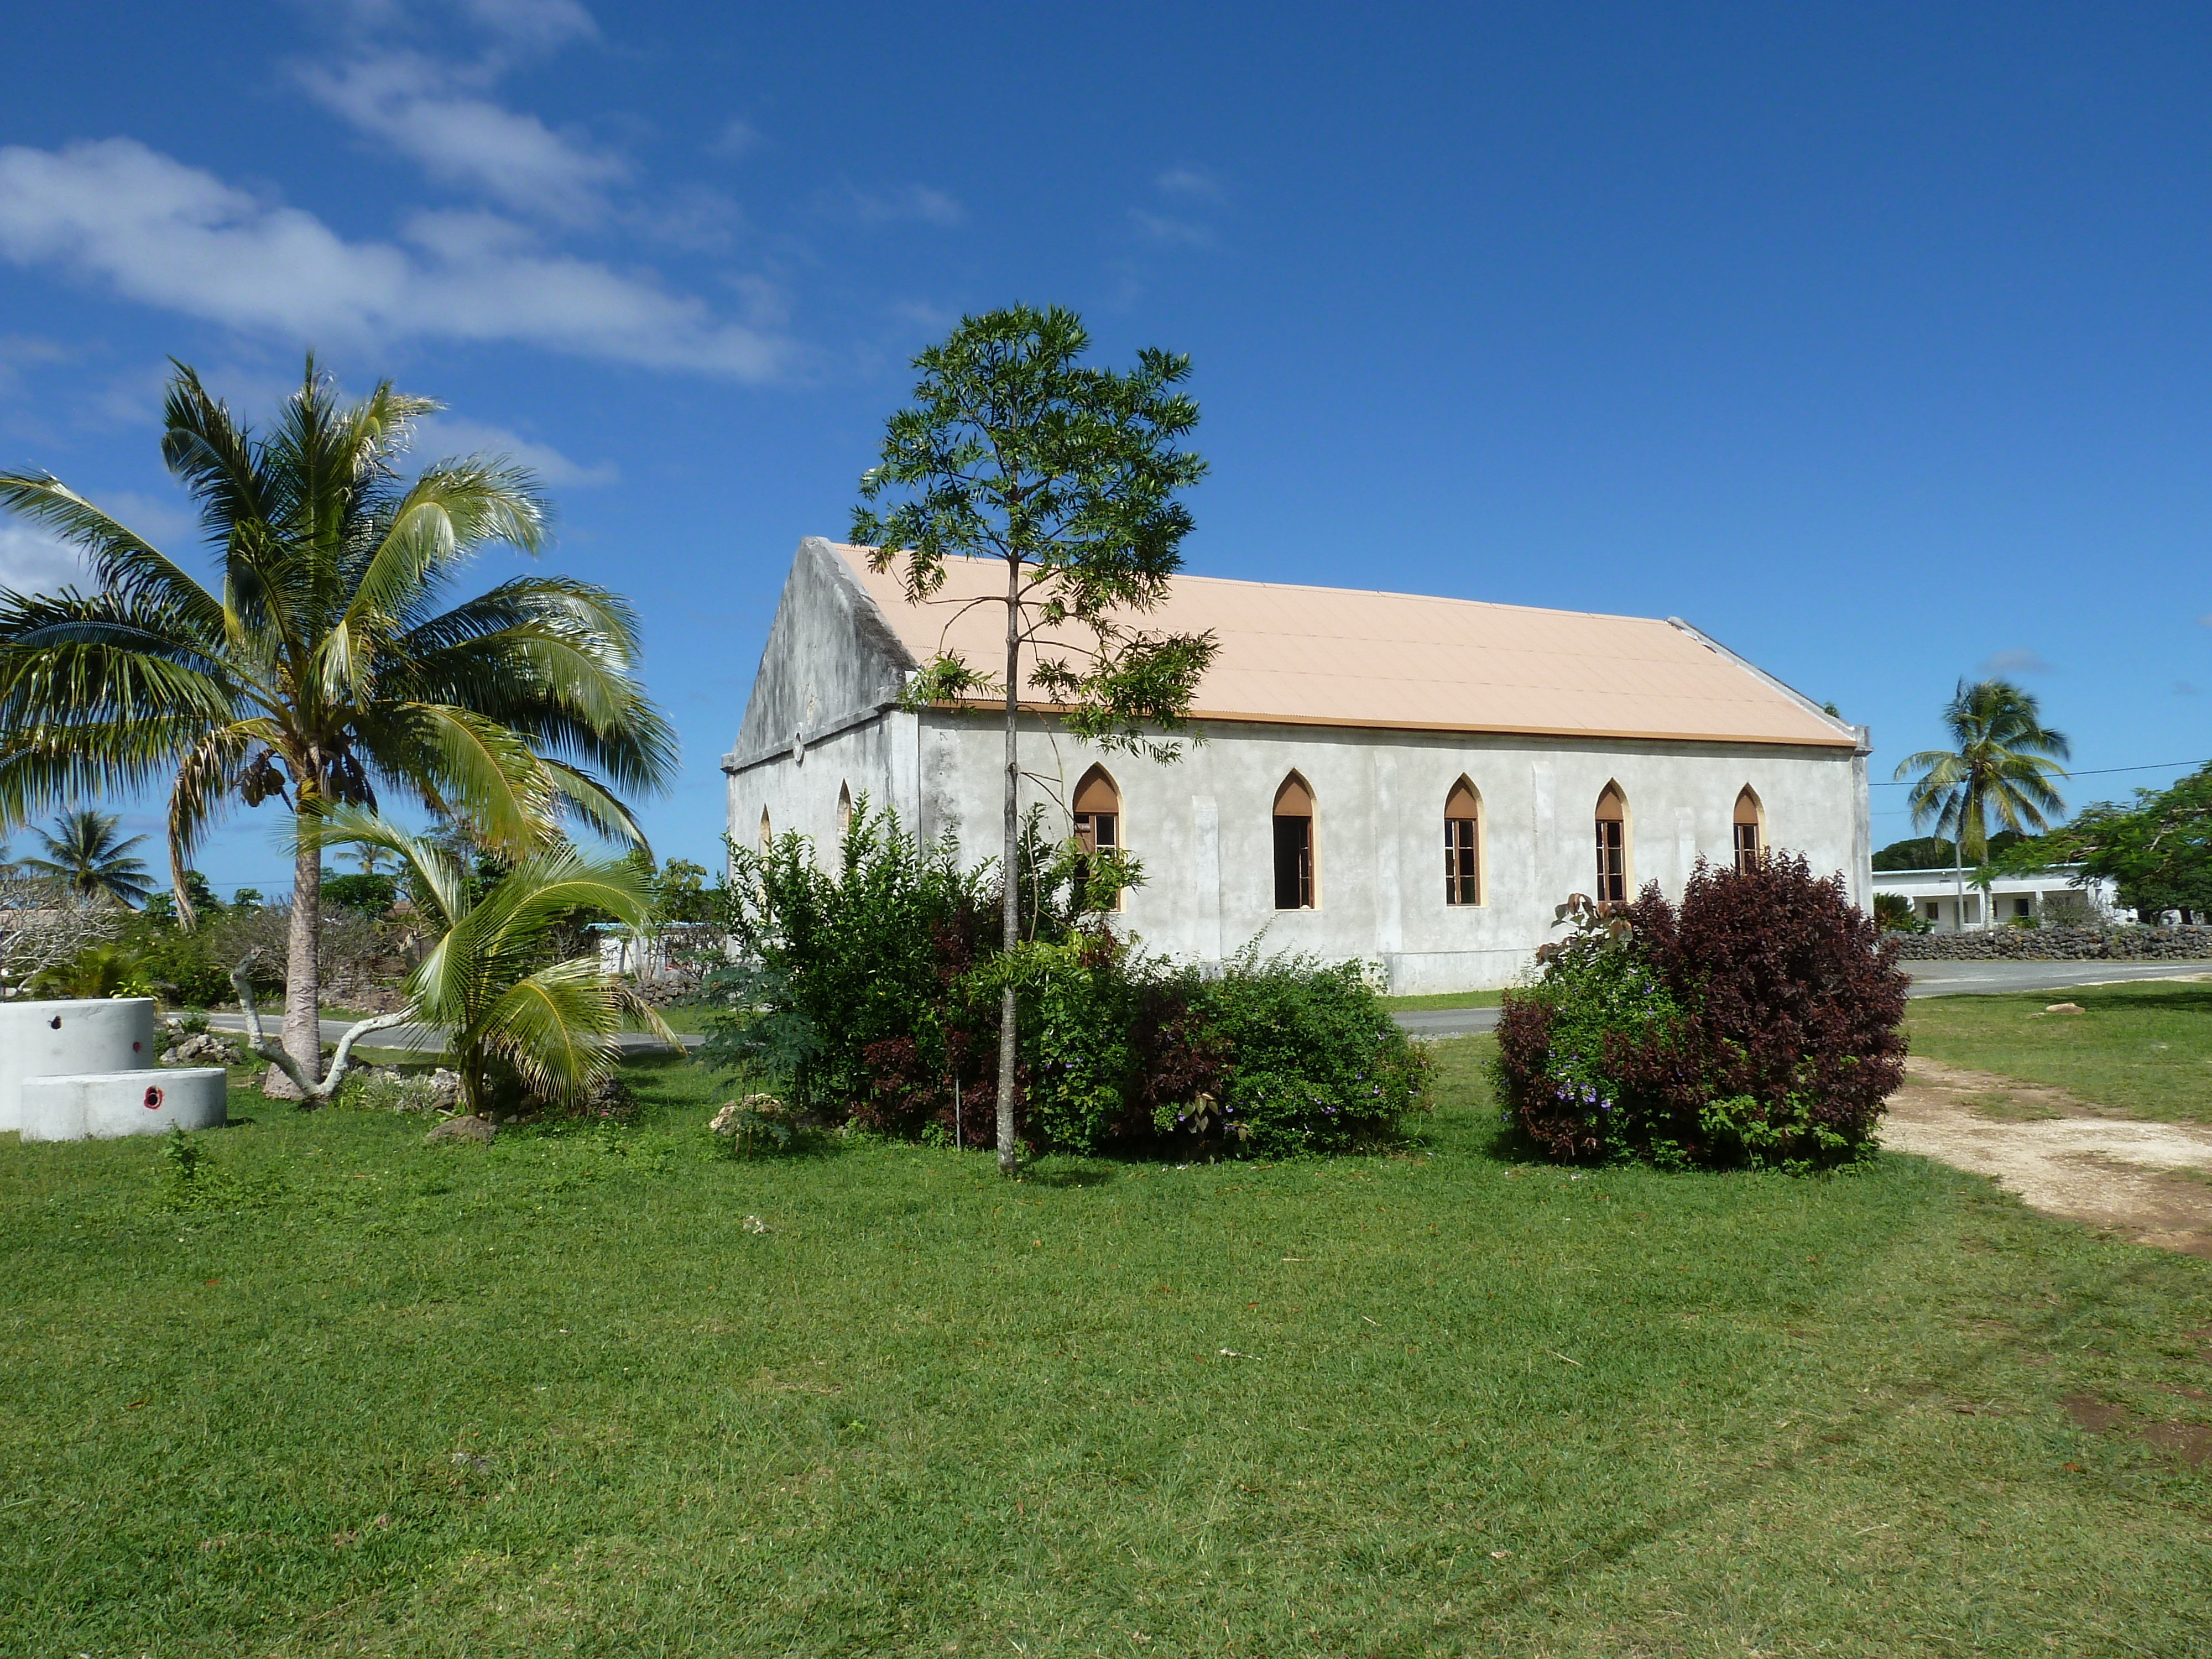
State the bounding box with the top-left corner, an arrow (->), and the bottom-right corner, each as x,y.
1872,864 -> 2125,932
723,539 -> 1874,993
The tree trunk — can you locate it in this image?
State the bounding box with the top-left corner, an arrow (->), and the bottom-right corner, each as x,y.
998,552 -> 1021,1176
265,827 -> 323,1100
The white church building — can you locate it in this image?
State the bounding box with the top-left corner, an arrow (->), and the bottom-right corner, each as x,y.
724,539 -> 1873,993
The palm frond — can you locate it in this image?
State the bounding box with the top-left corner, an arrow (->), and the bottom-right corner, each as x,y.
473,958 -> 623,1104
0,474 -> 225,630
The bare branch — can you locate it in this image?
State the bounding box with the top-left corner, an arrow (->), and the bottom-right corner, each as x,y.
230,949 -> 411,1105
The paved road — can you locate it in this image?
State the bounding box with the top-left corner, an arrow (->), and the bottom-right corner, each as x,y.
204,1013 -> 701,1057
1387,958 -> 2212,1040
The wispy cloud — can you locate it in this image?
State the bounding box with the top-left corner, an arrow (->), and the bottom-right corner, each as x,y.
1154,165 -> 1223,200
457,0 -> 597,51
841,184 -> 966,227
0,139 -> 791,379
1129,208 -> 1216,248
419,415 -> 618,486
0,524 -> 83,594
299,51 -> 627,224
1977,646 -> 2056,676
709,117 -> 765,160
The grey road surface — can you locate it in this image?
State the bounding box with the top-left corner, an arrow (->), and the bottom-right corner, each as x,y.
1388,958 -> 2212,1040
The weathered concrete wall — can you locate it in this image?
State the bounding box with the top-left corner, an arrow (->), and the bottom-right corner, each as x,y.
904,716 -> 1866,991
726,538 -> 914,771
1886,926 -> 2212,961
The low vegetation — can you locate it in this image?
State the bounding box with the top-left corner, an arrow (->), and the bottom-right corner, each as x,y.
703,804 -> 1428,1159
1,1039 -> 2206,1655
1495,857 -> 1909,1170
1905,978 -> 2212,1124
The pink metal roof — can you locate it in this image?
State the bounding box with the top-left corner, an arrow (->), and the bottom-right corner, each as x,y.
832,544 -> 1856,749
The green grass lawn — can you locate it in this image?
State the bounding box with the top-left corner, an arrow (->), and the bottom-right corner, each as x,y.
1378,988 -> 1509,1012
1906,979 -> 2212,1123
3,1042 -> 2209,1656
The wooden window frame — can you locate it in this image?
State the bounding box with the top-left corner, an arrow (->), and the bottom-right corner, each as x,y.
1272,773 -> 1316,910
1731,787 -> 1763,874
1594,784 -> 1629,904
1072,765 -> 1124,911
1444,777 -> 1481,906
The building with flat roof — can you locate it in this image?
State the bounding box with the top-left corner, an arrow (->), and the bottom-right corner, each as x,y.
724,539 -> 1872,992
1871,864 -> 2122,932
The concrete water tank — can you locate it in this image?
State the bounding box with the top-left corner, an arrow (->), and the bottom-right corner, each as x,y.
18,1068 -> 228,1141
0,998 -> 156,1133
0,997 -> 228,1141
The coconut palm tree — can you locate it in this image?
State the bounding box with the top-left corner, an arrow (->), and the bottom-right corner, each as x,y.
0,358 -> 675,1088
18,806 -> 154,907
1893,679 -> 2070,929
235,807 -> 677,1114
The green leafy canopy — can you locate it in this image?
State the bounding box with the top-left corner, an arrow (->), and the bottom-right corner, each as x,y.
849,304 -> 1219,760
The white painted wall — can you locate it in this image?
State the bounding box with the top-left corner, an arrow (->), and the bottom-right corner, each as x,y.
728,711 -> 1869,992
1872,865 -> 2125,932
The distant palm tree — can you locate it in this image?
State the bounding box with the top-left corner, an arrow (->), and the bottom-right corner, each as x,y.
0,358 -> 674,1086
18,807 -> 154,907
1894,679 -> 2070,928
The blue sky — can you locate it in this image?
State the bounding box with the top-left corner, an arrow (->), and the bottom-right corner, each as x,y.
1,1 -> 2208,892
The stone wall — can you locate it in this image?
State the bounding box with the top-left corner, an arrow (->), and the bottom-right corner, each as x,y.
1885,926 -> 2212,962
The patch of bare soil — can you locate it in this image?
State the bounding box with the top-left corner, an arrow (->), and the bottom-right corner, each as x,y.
1882,1056 -> 2212,1258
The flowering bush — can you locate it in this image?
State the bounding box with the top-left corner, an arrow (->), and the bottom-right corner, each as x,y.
1495,858 -> 1908,1172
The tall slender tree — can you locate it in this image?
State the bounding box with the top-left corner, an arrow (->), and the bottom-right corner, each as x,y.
19,806 -> 154,907
1893,678 -> 2070,930
0,359 -> 674,1092
852,306 -> 1217,1175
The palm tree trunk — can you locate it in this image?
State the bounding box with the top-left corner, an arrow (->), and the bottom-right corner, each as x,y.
997,552 -> 1021,1177
268,829 -> 322,1100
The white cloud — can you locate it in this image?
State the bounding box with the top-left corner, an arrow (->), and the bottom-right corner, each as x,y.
325,0 -> 597,53
299,50 -> 625,223
459,0 -> 597,50
843,184 -> 966,226
1129,208 -> 1216,248
709,118 -> 764,160
1154,165 -> 1222,199
0,139 -> 790,380
1977,646 -> 2056,676
0,524 -> 85,595
418,415 -> 617,486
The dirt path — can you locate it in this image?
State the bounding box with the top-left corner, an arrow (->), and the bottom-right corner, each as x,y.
1881,1056 -> 2212,1258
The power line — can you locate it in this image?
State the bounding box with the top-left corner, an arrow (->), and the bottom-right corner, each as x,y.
1870,760 -> 2197,787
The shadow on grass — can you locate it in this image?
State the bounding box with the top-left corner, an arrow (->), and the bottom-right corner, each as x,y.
1022,1162 -> 1117,1188
2068,984 -> 2212,1016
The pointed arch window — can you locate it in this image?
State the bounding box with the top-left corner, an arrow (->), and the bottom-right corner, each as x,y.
837,781 -> 853,838
1594,783 -> 1628,903
1273,773 -> 1316,909
1072,766 -> 1123,910
1444,778 -> 1482,906
759,808 -> 773,854
1733,787 -> 1763,873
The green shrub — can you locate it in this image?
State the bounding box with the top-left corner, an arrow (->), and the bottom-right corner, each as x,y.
1180,949 -> 1428,1156
701,809 -> 1427,1158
